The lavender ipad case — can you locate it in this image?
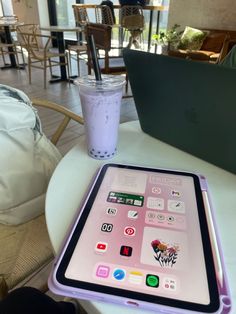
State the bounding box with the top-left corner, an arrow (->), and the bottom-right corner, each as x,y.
48,164 -> 232,314
199,176 -> 232,314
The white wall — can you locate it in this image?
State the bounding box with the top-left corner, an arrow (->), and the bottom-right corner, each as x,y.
12,0 -> 49,26
168,0 -> 236,31
37,0 -> 49,27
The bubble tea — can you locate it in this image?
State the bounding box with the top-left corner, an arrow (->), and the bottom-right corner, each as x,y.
76,75 -> 125,159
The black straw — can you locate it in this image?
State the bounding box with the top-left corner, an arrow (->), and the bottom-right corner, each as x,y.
88,34 -> 102,81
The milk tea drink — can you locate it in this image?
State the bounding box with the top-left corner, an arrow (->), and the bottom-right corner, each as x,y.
76,75 -> 125,159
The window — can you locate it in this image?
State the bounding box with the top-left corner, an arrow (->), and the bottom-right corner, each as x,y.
48,0 -> 81,40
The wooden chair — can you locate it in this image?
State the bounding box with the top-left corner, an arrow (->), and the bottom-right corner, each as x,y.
0,35 -> 21,66
86,23 -> 130,94
16,30 -> 70,89
86,22 -> 126,75
95,5 -> 115,26
67,6 -> 89,76
15,24 -> 39,48
120,5 -> 145,49
73,6 -> 90,27
95,4 -> 123,51
0,97 -> 84,301
67,41 -> 87,77
13,24 -> 39,66
0,20 -> 25,67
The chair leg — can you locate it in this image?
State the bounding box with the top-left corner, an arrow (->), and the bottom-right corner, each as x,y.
48,59 -> 53,78
125,74 -> 129,93
66,54 -> 71,86
1,48 -> 7,65
44,60 -> 47,89
21,47 -> 26,65
28,57 -> 32,84
14,46 -> 20,68
68,49 -> 73,76
18,45 -> 26,66
77,52 -> 80,77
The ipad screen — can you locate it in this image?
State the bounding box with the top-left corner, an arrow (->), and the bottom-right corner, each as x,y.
56,164 -> 219,312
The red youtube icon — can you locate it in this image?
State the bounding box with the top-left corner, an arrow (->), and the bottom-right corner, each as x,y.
95,242 -> 108,252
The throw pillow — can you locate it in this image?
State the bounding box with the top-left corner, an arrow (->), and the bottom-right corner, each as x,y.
178,26 -> 207,50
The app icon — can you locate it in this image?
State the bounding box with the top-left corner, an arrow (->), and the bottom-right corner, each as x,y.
146,274 -> 159,288
129,271 -> 143,284
157,213 -> 165,221
133,199 -> 143,206
124,226 -> 136,236
168,200 -> 185,213
120,245 -> 133,257
152,187 -> 161,194
101,223 -> 113,232
113,268 -> 126,281
147,197 -> 164,210
167,216 -> 175,222
96,265 -> 110,278
127,210 -> 138,219
147,211 -> 156,219
171,190 -> 181,197
126,198 -> 134,205
106,208 -> 117,216
163,277 -> 177,291
95,242 -> 108,253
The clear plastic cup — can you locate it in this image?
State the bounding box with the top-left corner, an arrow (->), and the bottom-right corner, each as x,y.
75,75 -> 126,159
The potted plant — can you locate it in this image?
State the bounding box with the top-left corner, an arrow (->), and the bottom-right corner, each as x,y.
152,24 -> 183,53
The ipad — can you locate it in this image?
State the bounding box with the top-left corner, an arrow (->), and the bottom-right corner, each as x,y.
49,163 -> 222,313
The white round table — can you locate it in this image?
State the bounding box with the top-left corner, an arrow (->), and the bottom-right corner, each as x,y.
46,120 -> 236,313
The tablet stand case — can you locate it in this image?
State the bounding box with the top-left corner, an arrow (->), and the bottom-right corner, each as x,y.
48,169 -> 232,314
199,176 -> 232,314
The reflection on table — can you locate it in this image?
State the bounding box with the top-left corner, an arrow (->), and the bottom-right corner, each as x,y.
45,120 -> 236,314
40,25 -> 81,82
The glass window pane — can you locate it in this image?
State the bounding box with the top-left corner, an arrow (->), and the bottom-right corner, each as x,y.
56,0 -> 77,39
56,0 -> 75,26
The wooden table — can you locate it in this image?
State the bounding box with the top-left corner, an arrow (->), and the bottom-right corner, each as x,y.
40,25 -> 81,82
46,120 -> 235,313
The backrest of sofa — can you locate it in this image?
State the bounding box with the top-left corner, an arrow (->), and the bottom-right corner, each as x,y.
201,32 -> 228,52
